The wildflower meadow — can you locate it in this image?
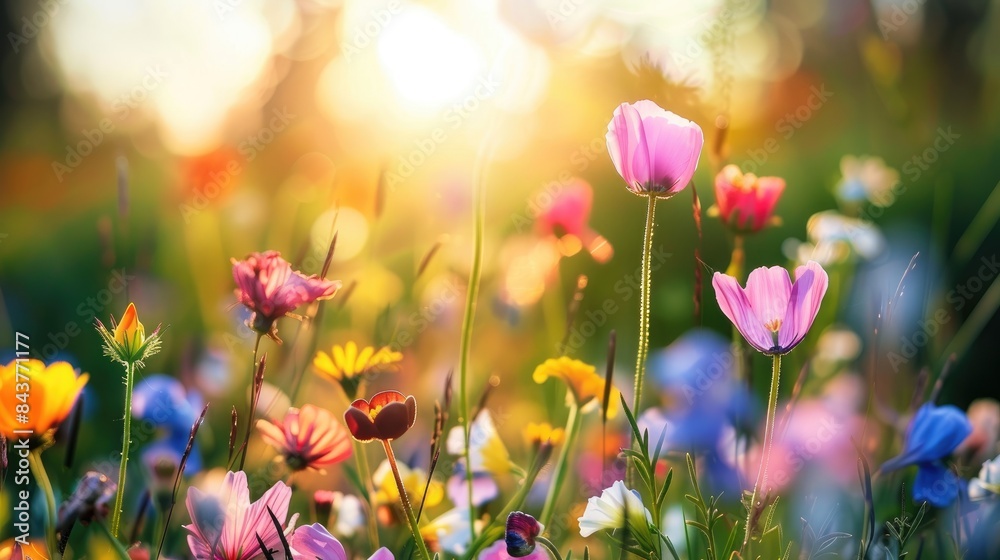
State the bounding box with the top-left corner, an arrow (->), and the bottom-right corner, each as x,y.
1,1 -> 1000,559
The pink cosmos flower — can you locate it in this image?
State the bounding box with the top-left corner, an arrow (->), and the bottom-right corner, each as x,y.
184,471 -> 293,560
713,165 -> 785,233
713,261 -> 829,355
257,404 -> 353,472
289,523 -> 394,559
606,100 -> 704,197
232,251 -> 341,341
478,538 -> 550,559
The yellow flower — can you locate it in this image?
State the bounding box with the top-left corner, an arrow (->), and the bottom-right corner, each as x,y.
313,341 -> 403,382
524,422 -> 565,447
373,459 -> 443,508
114,302 -> 145,357
532,357 -> 619,417
0,360 -> 88,439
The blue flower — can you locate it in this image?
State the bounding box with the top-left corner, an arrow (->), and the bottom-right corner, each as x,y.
882,403 -> 972,507
132,374 -> 203,473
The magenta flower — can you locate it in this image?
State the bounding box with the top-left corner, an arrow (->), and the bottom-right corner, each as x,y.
713,261 -> 829,355
184,471 -> 293,560
713,165 -> 785,233
232,251 -> 341,341
290,523 -> 347,560
606,100 -> 704,197
535,179 -> 613,263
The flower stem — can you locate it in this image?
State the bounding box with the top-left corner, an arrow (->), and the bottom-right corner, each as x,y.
742,353 -> 782,550
381,440 -> 431,560
537,536 -> 565,560
353,438 -> 381,549
28,450 -> 59,557
540,397 -> 580,528
633,194 -> 656,413
459,146 -> 487,541
111,359 -> 136,538
238,333 -> 263,471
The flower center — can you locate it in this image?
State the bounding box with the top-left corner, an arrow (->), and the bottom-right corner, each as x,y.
368,404 -> 384,421
764,319 -> 782,332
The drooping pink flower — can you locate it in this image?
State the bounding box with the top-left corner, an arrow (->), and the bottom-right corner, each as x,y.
232,251 -> 341,341
713,165 -> 785,233
257,404 -> 353,472
184,471 -> 293,560
606,100 -> 704,197
535,179 -> 613,263
712,261 -> 829,355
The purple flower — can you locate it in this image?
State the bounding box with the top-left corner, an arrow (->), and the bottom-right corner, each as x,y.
232,251 -> 341,341
712,261 -> 829,355
882,403 -> 973,507
606,100 -> 704,197
505,511 -> 541,557
184,471 -> 293,560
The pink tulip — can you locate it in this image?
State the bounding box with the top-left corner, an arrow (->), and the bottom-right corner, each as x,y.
713,165 -> 785,232
713,261 -> 829,355
606,100 -> 704,197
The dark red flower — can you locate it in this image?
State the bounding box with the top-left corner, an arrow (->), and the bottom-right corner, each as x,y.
231,251 -> 341,341
344,391 -> 417,442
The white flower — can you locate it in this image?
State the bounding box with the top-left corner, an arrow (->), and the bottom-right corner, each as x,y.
969,454 -> 1000,500
446,410 -> 512,475
330,491 -> 365,538
578,480 -> 653,539
420,507 -> 483,555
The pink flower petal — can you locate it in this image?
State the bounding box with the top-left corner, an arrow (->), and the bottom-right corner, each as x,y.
777,261 -> 829,351
713,272 -> 774,353
744,266 -> 792,330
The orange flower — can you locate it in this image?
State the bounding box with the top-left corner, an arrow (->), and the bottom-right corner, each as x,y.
344,391 -> 416,442
0,360 -> 88,439
532,357 -> 619,417
113,302 -> 145,355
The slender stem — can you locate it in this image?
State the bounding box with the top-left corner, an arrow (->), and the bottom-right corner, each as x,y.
381,440 -> 432,560
726,234 -> 745,280
29,451 -> 59,557
633,194 -> 656,413
537,536 -> 565,560
540,398 -> 580,528
111,359 -> 136,538
238,333 -> 263,471
353,438 -> 381,549
459,146 -> 487,541
742,354 -> 782,550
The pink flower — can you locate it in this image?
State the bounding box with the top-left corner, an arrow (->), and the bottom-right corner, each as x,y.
290,523 -> 347,560
606,100 -> 704,197
713,165 -> 785,233
232,251 -> 341,341
535,179 -> 613,263
184,471 -> 293,560
257,404 -> 353,472
478,539 -> 549,560
712,261 -> 829,355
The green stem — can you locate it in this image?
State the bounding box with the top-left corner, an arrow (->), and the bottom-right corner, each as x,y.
742,354 -> 782,551
381,440 -> 432,560
238,333 -> 263,471
540,398 -> 580,528
29,451 -> 59,557
459,146 -> 487,541
353,438 -> 381,549
111,360 -> 136,538
632,194 -> 656,413
537,536 -> 565,560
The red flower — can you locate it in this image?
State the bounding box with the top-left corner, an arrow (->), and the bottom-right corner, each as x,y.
344,391 -> 417,442
231,251 -> 341,341
713,165 -> 785,233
